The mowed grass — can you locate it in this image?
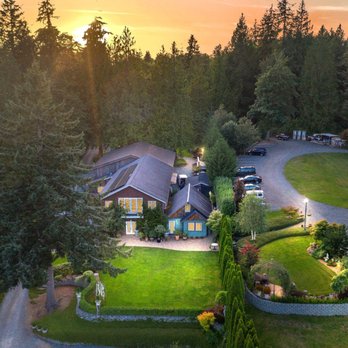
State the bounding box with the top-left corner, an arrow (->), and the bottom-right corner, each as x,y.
35,299 -> 209,348
248,305 -> 348,348
99,247 -> 221,311
266,209 -> 303,231
285,153 -> 348,208
260,236 -> 334,295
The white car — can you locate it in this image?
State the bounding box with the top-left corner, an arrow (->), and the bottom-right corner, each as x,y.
245,190 -> 264,200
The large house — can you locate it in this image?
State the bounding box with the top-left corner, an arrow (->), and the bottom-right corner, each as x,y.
167,184 -> 212,238
101,155 -> 173,235
92,142 -> 176,180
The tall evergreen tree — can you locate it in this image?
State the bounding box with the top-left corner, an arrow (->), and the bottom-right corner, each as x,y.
248,51 -> 297,133
0,64 -> 127,312
293,0 -> 313,38
225,13 -> 259,116
186,34 -> 200,65
36,0 -> 61,72
277,0 -> 294,39
0,0 -> 35,69
82,17 -> 111,155
299,36 -> 340,132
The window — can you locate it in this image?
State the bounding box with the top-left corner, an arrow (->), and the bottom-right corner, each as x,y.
188,222 -> 195,231
185,204 -> 191,213
148,201 -> 157,209
97,186 -> 104,194
104,200 -> 113,208
195,223 -> 202,231
118,198 -> 143,214
169,221 -> 176,233
187,222 -> 203,232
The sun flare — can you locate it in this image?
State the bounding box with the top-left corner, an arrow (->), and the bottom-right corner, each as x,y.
72,25 -> 89,45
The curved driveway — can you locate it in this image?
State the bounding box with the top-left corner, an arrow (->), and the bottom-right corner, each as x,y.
238,139 -> 348,227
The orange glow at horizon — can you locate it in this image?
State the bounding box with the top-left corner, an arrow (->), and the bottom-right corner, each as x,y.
20,0 -> 348,55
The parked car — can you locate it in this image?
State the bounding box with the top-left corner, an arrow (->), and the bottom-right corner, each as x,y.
236,166 -> 256,177
246,147 -> 267,156
240,175 -> 262,184
246,190 -> 264,199
244,183 -> 261,191
276,133 -> 290,141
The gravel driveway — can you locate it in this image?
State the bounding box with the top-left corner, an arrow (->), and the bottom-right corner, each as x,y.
238,139 -> 348,226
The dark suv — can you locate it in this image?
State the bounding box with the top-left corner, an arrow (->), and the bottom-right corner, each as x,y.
247,147 -> 267,156
236,166 -> 256,177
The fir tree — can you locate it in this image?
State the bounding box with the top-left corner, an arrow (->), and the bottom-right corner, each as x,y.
277,0 -> 294,39
0,64 -> 128,312
293,0 -> 313,38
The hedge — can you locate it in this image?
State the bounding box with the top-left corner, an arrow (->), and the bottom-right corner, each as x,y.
214,177 -> 235,216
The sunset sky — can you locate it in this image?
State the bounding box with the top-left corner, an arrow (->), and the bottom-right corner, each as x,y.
20,0 -> 348,55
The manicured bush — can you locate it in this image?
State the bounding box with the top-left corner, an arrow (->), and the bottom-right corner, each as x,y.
53,262 -> 73,279
214,177 -> 235,215
331,270 -> 348,294
214,291 -> 227,306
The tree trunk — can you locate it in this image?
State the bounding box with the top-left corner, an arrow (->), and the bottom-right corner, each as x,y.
45,265 -> 58,313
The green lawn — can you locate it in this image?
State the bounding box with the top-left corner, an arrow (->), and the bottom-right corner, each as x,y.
248,305 -> 348,348
266,209 -> 303,231
94,247 -> 221,313
260,236 -> 334,295
285,153 -> 348,209
35,299 -> 210,348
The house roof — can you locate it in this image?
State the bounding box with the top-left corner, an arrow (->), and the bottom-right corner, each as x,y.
102,155 -> 173,204
168,184 -> 212,218
187,172 -> 211,187
95,142 -> 176,169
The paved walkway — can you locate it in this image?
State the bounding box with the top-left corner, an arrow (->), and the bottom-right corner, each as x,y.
239,139 -> 348,226
120,235 -> 214,251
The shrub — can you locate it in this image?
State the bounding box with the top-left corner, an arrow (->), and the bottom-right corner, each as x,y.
53,262 -> 73,279
215,290 -> 227,305
281,206 -> 300,217
206,210 -> 223,236
341,256 -> 348,270
154,225 -> 166,239
331,270 -> 348,294
197,311 -> 215,332
311,247 -> 326,260
239,241 -> 260,269
205,305 -> 225,324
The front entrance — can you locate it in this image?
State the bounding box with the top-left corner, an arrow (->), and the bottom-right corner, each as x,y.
126,220 -> 136,235
169,220 -> 176,233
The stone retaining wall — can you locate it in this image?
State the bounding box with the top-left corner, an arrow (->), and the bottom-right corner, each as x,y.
246,287 -> 348,316
76,305 -> 195,323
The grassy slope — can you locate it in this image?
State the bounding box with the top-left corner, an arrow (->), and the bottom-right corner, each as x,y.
260,236 -> 334,295
248,305 -> 348,348
265,209 -> 303,231
285,153 -> 348,209
35,299 -> 209,348
99,247 -> 221,311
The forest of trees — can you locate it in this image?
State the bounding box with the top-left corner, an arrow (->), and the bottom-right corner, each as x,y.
0,0 -> 347,157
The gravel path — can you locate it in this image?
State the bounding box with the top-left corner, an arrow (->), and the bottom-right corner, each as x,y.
121,235 -> 214,251
238,139 -> 348,226
0,285 -> 50,348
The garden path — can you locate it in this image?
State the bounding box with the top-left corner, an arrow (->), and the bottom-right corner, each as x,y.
120,235 -> 214,251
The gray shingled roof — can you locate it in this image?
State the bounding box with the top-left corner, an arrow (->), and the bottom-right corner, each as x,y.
168,184 -> 212,218
187,172 -> 211,187
95,142 -> 176,168
102,155 -> 173,204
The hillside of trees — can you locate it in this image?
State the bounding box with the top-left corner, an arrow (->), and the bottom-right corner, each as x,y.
0,0 -> 347,157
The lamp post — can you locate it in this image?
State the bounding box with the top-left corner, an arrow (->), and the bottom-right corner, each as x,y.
95,299 -> 101,318
303,198 -> 309,231
76,291 -> 81,308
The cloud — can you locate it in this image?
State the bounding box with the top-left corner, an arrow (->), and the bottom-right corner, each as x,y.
311,6 -> 348,12
64,9 -> 139,16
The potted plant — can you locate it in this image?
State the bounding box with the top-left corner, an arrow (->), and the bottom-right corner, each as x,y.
182,232 -> 188,240
154,225 -> 166,243
255,284 -> 263,297
175,229 -> 181,241
263,286 -> 271,299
